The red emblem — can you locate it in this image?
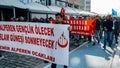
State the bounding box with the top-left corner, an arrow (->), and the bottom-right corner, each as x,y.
56,32 -> 68,49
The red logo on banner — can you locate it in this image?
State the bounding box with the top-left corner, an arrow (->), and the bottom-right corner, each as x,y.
56,32 -> 68,48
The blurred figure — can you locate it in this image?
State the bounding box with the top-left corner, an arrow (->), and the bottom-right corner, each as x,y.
112,17 -> 119,44
10,17 -> 16,21
87,16 -> 94,45
49,17 -> 54,23
39,17 -> 45,23
49,17 -> 54,20
93,15 -> 101,45
64,16 -> 68,20
99,16 -> 106,39
32,17 -> 39,22
18,16 -> 25,22
103,15 -> 113,49
51,13 -> 68,68
45,18 -> 50,23
0,51 -> 4,60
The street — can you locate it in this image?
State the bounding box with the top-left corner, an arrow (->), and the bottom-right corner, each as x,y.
45,41 -> 115,68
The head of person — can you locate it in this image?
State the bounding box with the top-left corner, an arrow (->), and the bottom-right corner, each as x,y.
10,17 -> 16,21
95,15 -> 100,20
55,13 -> 64,23
112,17 -> 117,21
106,15 -> 112,20
19,16 -> 24,21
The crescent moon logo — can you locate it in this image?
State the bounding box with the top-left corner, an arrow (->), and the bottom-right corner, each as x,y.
56,32 -> 68,48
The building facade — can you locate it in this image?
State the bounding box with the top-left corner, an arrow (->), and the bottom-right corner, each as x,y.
84,0 -> 91,11
20,0 -> 84,9
20,0 -> 91,11
20,0 -> 52,5
75,0 -> 91,11
19,0 -> 92,19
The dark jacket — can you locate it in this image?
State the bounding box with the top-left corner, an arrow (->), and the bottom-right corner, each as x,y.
113,20 -> 119,31
113,20 -> 119,35
96,19 -> 101,30
103,20 -> 113,32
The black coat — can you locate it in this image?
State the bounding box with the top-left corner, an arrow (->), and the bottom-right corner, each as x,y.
113,20 -> 119,35
113,20 -> 119,31
103,20 -> 113,32
96,19 -> 101,30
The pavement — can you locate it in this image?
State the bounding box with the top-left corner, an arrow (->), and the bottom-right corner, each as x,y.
111,40 -> 120,68
44,40 -> 115,68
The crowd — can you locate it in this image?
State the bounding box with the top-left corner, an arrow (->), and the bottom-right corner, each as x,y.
10,16 -> 54,23
88,15 -> 120,50
0,13 -> 120,68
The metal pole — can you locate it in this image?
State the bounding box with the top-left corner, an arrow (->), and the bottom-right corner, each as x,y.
13,8 -> 16,18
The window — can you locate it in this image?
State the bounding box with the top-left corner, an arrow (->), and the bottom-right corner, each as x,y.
86,1 -> 90,4
33,0 -> 40,3
20,0 -> 33,3
86,6 -> 90,9
46,0 -> 51,6
74,5 -> 79,9
68,3 -> 73,7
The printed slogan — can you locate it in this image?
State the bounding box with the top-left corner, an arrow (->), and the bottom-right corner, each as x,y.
0,22 -> 69,66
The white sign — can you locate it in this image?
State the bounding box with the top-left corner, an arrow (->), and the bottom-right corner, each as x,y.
0,22 -> 69,66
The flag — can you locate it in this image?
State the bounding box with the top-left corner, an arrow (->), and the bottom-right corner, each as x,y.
60,7 -> 65,16
112,8 -> 117,16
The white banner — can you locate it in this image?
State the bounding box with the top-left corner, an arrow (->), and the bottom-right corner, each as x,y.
0,22 -> 69,66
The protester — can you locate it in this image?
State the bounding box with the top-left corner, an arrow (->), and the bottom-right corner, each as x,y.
103,15 -> 113,49
10,17 -> 16,21
39,17 -> 45,23
32,16 -> 39,22
45,18 -> 50,23
18,16 -> 25,22
93,15 -> 101,45
86,16 -> 95,45
112,17 -> 119,44
99,16 -> 106,39
49,17 -> 54,23
51,13 -> 71,68
0,51 -> 4,60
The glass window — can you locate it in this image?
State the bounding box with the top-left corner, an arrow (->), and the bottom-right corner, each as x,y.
33,0 -> 40,2
40,0 -> 46,5
20,0 -> 32,3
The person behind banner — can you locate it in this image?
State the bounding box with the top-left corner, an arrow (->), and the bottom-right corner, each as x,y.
0,51 -> 4,60
51,13 -> 71,68
86,16 -> 94,45
18,16 -> 25,22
